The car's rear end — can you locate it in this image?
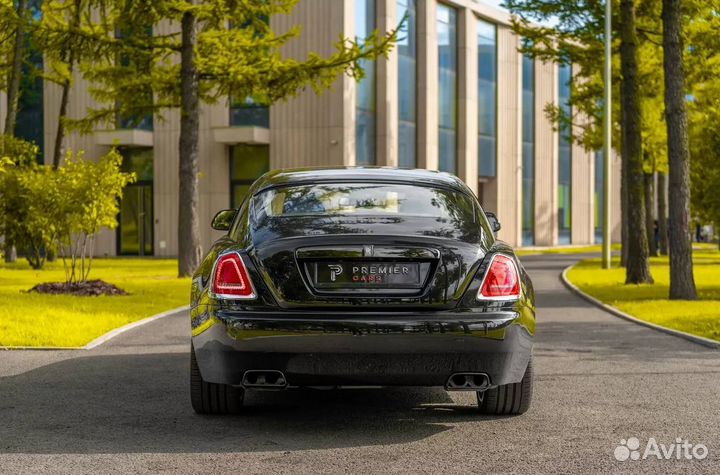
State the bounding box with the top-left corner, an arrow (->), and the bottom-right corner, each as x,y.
190,170 -> 535,414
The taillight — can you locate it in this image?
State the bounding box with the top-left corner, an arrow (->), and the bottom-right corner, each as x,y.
477,254 -> 521,300
212,252 -> 256,299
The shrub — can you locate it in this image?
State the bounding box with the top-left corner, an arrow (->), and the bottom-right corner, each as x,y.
0,135 -> 40,262
57,150 -> 135,282
0,145 -> 134,274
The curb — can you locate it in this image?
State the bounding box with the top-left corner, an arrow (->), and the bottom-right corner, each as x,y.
560,264 -> 720,350
1,305 -> 190,351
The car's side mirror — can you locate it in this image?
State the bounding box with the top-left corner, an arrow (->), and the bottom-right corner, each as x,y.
485,212 -> 501,233
211,209 -> 237,231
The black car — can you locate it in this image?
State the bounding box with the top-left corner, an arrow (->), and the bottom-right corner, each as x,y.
190,168 -> 535,415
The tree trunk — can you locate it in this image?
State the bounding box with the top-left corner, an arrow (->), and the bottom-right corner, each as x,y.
662,0 -> 697,299
3,0 -> 27,136
3,242 -> 17,263
658,171 -> 669,255
645,171 -> 658,257
52,69 -> 72,169
620,0 -> 653,284
51,1 -> 81,169
177,9 -> 202,277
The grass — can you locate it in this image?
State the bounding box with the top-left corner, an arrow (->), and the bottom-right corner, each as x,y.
516,244 -> 622,256
566,248 -> 720,342
0,258 -> 190,348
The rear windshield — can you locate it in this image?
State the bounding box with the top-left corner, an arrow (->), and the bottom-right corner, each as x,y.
252,183 -> 474,222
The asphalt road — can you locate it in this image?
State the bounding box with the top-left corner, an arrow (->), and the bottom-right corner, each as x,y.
1,254 -> 719,475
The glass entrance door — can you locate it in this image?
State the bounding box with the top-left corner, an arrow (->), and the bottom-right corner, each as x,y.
119,185 -> 153,255
118,148 -> 153,255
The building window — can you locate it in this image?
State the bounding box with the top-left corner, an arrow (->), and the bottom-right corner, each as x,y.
477,19 -> 497,178
437,4 -> 457,174
521,54 -> 535,246
397,0 -> 417,168
230,144 -> 270,208
118,148 -> 154,256
355,0 -> 376,166
230,96 -> 269,128
558,63 -> 572,244
594,149 -> 604,243
15,0 -> 44,161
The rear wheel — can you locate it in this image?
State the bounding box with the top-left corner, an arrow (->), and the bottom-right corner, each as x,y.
477,356 -> 533,415
190,344 -> 244,414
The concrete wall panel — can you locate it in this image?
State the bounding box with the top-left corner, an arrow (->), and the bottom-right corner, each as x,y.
457,8 -> 478,195
417,0 -> 438,170
533,59 -> 558,246
571,128 -> 594,244
376,0 -> 399,167
269,0 -> 352,168
494,25 -> 522,246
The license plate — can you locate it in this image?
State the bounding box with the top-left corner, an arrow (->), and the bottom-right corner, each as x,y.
312,262 -> 422,289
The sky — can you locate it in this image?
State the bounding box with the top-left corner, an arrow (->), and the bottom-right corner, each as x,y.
481,0 -> 508,10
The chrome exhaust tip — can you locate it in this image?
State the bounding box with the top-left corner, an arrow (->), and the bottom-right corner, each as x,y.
445,372 -> 490,391
242,370 -> 288,389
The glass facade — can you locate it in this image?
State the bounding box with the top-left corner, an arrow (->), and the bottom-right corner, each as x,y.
477,19 -> 497,178
397,0 -> 417,168
521,55 -> 535,246
437,4 -> 457,173
558,64 -> 572,244
15,0 -> 44,161
118,148 -> 154,256
230,96 -> 269,128
355,0 -> 376,166
230,144 -> 270,208
594,150 -> 604,243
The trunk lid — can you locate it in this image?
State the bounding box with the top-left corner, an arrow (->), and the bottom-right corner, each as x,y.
251,227 -> 485,309
297,245 -> 439,296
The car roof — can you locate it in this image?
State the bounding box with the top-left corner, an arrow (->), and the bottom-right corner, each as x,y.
253,167 -> 474,195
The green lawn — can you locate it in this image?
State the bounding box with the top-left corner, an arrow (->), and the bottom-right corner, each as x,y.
516,244 -> 622,256
0,259 -> 190,348
566,248 -> 720,342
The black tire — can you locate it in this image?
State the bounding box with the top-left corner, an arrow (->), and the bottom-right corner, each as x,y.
477,356 -> 533,415
190,345 -> 244,414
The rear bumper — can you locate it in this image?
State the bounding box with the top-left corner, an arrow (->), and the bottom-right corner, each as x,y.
191,307 -> 533,388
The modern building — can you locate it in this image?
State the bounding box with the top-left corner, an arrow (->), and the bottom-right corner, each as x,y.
0,0 -> 621,258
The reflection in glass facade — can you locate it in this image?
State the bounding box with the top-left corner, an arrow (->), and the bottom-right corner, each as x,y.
230,96 -> 269,128
594,150 -> 604,243
355,0 -> 376,166
521,55 -> 535,246
397,0 -> 417,168
477,19 -> 497,177
437,4 -> 457,173
558,64 -> 572,244
230,144 -> 270,208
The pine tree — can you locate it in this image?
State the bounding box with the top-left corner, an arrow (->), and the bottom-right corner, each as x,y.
1,0 -> 28,137
663,0 -> 696,298
36,0 -> 119,168
1,0 -> 30,263
71,0 -> 397,276
505,0 -> 654,283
